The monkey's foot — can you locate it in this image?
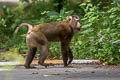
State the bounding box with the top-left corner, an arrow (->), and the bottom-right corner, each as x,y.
38,62 -> 55,68
24,65 -> 36,69
64,64 -> 73,67
38,62 -> 48,68
43,64 -> 49,68
64,64 -> 68,67
64,65 -> 73,68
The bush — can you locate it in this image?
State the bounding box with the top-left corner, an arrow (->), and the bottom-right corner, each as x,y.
75,0 -> 120,64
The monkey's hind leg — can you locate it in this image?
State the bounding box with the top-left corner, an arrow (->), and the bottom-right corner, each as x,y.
37,34 -> 49,68
38,43 -> 49,68
61,42 -> 69,67
24,47 -> 37,69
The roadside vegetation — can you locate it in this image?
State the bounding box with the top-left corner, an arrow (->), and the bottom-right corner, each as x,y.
0,0 -> 120,64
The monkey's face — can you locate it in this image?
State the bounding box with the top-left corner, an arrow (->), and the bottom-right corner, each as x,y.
68,15 -> 81,33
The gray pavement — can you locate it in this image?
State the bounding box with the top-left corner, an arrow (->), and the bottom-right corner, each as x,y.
0,0 -> 19,8
0,64 -> 120,80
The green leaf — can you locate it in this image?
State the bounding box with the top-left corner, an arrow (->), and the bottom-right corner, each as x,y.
112,39 -> 120,44
117,0 -> 120,7
82,23 -> 92,28
60,8 -> 65,15
47,11 -> 59,16
81,28 -> 93,34
102,19 -> 109,26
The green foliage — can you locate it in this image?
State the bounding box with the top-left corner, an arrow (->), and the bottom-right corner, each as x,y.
48,42 -> 61,59
75,0 -> 120,64
0,48 -> 24,62
0,0 -> 120,64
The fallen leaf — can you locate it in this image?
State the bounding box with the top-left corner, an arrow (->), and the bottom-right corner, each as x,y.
43,74 -> 55,77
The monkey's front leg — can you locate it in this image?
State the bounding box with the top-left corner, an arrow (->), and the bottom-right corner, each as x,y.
61,42 -> 69,67
68,48 -> 73,65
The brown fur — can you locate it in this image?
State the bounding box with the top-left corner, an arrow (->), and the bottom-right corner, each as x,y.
14,15 -> 81,69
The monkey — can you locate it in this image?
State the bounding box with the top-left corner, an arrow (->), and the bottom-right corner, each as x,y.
14,15 -> 81,69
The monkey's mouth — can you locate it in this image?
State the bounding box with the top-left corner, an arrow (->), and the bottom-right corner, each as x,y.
76,28 -> 80,31
77,28 -> 80,31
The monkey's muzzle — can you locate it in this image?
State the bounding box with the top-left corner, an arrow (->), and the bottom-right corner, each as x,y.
77,28 -> 81,31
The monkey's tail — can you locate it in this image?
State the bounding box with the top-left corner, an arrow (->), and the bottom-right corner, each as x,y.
13,23 -> 33,35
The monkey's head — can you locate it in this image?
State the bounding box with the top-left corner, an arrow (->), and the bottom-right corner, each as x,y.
67,15 -> 81,33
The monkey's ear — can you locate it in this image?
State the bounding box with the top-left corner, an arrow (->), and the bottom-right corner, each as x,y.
67,16 -> 72,22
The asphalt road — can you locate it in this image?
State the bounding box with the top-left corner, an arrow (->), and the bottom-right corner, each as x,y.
0,0 -> 18,8
0,64 -> 120,80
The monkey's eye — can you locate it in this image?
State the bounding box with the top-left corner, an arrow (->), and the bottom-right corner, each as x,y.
74,16 -> 79,21
75,16 -> 78,19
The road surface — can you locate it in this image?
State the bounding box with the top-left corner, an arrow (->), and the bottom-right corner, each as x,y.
0,64 -> 120,80
0,0 -> 19,8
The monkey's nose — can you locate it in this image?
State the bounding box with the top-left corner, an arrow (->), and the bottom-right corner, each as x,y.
76,22 -> 81,31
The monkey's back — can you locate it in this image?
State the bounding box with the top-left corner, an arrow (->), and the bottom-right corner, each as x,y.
32,21 -> 73,41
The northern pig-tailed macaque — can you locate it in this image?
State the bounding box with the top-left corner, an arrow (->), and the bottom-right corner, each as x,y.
14,15 -> 81,69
